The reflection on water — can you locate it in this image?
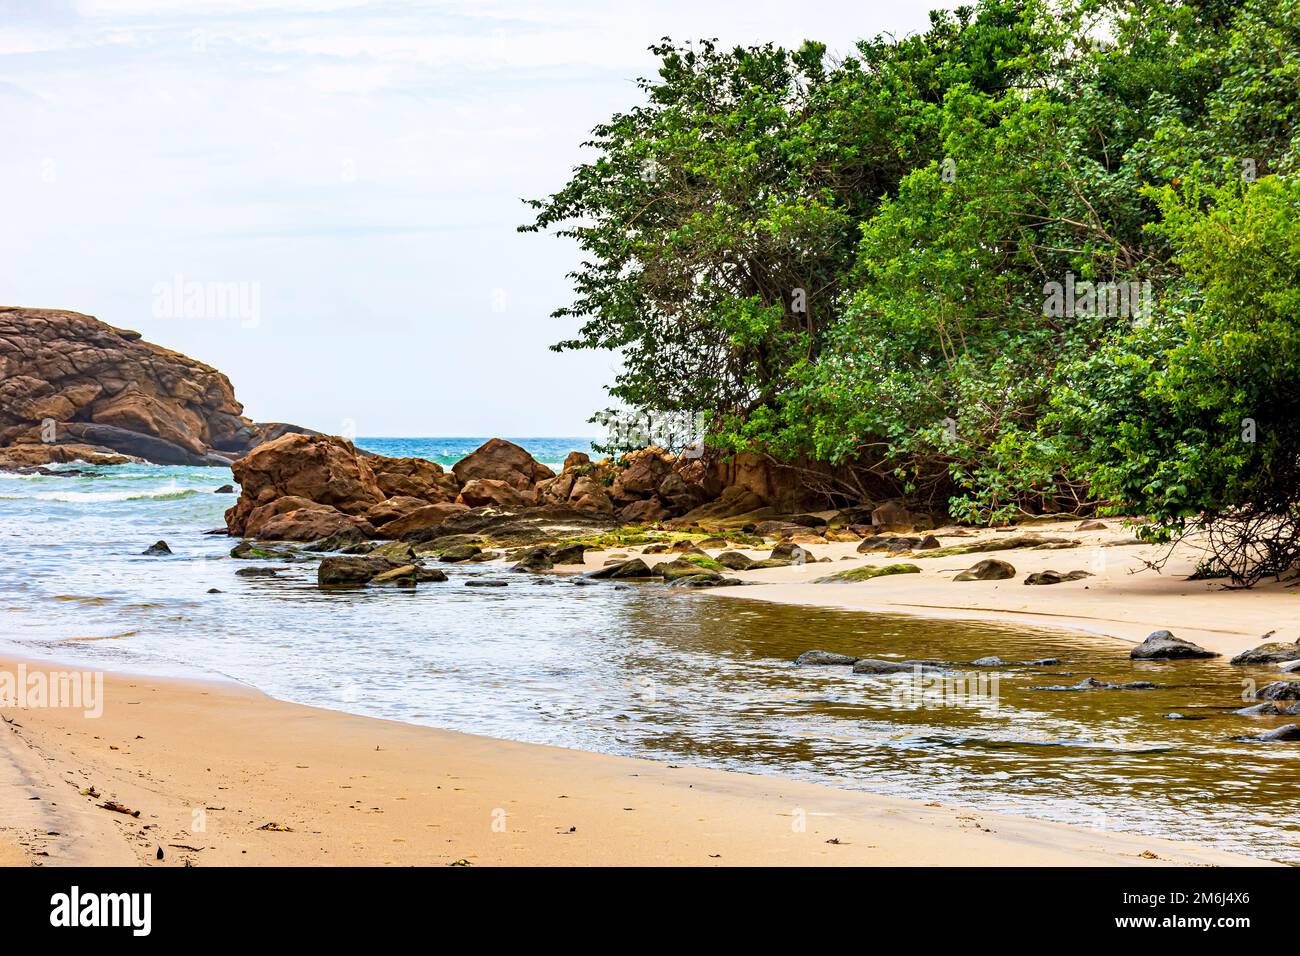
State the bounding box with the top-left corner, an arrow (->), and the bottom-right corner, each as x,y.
2,462 -> 1298,863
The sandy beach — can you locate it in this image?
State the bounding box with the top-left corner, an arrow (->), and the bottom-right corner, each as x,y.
1,518 -> 1292,868
0,651 -> 1271,868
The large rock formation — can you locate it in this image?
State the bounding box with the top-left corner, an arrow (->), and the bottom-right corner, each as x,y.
451,438 -> 554,490
0,307 -> 304,467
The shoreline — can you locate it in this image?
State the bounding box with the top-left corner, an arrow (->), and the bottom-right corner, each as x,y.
0,652 -> 1272,867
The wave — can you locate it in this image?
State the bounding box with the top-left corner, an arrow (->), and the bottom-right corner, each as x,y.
0,486 -> 209,503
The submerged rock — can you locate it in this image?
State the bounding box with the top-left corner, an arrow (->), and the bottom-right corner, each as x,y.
1130,630 -> 1220,660
1033,677 -> 1156,691
586,558 -> 655,579
1236,723 -> 1300,742
465,579 -> 509,587
970,656 -> 1011,667
317,555 -> 401,587
371,565 -> 418,587
231,541 -> 295,560
851,659 -> 944,675
1255,681 -> 1300,701
1229,638 -> 1300,666
511,547 -> 554,572
214,484 -> 235,494
1233,702 -> 1300,716
953,559 -> 1015,581
142,540 -> 172,556
795,650 -> 859,666
235,566 -> 281,577
668,574 -> 738,588
438,543 -> 483,563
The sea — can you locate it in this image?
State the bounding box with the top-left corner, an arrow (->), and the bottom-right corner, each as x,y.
1,437 -> 1298,862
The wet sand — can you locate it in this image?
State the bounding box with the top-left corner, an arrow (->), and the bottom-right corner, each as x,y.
0,653 -> 1270,867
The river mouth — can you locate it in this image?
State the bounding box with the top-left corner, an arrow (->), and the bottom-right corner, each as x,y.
2,461 -> 1298,864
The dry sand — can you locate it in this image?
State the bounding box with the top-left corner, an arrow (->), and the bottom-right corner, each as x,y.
0,518 -> 1287,867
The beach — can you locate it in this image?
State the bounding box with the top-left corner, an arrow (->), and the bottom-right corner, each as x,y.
0,652 -> 1270,868
1,518 -> 1294,867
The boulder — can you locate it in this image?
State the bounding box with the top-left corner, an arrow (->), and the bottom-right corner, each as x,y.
675,486 -> 770,527
1076,519 -> 1107,531
1240,723 -> 1300,742
226,433 -> 385,535
1230,638 -> 1300,666
871,500 -> 913,531
369,456 -> 460,502
587,558 -> 654,579
302,528 -> 372,553
619,498 -> 669,524
668,574 -> 737,588
512,548 -> 554,572
1255,681 -> 1300,701
610,447 -> 673,502
438,543 -> 483,563
795,650 -> 859,666
142,540 -> 172,556
451,438 -> 553,491
255,506 -> 374,542
549,543 -> 591,566
371,565 -> 418,587
317,555 -> 402,586
657,558 -> 720,582
715,551 -> 757,571
562,451 -> 590,471
852,659 -> 942,675
458,478 -> 534,509
1129,630 -> 1220,660
953,559 -> 1016,582
362,495 -> 430,528
768,542 -> 813,565
383,502 -> 471,538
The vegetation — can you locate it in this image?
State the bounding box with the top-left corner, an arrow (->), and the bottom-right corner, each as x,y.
525,0 -> 1300,583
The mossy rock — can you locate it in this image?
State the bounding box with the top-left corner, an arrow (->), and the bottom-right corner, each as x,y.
814,563 -> 921,583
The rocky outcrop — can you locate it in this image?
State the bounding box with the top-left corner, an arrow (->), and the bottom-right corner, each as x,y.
0,307 -> 310,466
1130,630 -> 1219,660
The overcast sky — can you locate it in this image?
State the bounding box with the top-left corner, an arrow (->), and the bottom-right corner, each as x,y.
2,0 -> 958,436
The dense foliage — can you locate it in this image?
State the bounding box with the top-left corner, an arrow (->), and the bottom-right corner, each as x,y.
525,0 -> 1300,581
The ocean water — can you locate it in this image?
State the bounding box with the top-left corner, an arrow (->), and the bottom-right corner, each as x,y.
355,437 -> 597,470
2,442 -> 1299,862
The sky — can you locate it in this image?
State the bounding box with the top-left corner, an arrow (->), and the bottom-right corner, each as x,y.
2,0 -> 960,437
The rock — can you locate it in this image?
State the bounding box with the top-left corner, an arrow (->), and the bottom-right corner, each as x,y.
1026,658 -> 1060,666
367,541 -> 417,562
970,656 -> 1010,667
302,528 -> 371,553
562,451 -> 590,471
618,497 -> 669,524
465,579 -> 509,587
1255,681 -> 1300,701
768,542 -> 813,565
383,502 -> 471,538
142,540 -> 172,555
363,495 -> 433,528
548,543 -> 591,565
370,456 -> 460,503
871,500 -> 913,531
235,566 -> 281,577
857,536 -> 921,553
415,566 -> 448,582
1076,519 -> 1107,531
657,558 -> 721,582
317,555 -> 401,587
610,447 -> 673,502
0,307 -> 293,466
814,563 -> 921,583
255,506 -> 375,542
916,534 -> 941,549
1033,677 -> 1156,691
231,541 -> 294,559
226,433 -> 385,535
214,484 -> 235,494
512,548 -> 554,572
1229,638 -> 1300,666
586,558 -> 654,579
207,588 -> 222,593
438,543 -> 483,563
458,478 -> 535,509
675,486 -> 769,527
1234,702 -> 1289,716
715,551 -> 757,571
1282,660 -> 1300,673
1129,630 -> 1220,660
795,650 -> 859,666
852,659 -> 942,675
1238,723 -> 1300,742
953,559 -> 1016,581
1024,570 -> 1093,585
371,564 -> 418,587
451,438 -> 554,491
668,574 -> 738,588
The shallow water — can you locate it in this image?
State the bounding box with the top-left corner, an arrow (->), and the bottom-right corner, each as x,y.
1,450 -> 1298,863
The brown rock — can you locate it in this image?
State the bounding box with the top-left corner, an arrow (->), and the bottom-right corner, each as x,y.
256,506 -> 375,542
619,497 -> 669,524
370,456 -> 460,503
362,495 -> 430,527
458,478 -> 535,509
871,501 -> 914,530
226,433 -> 385,535
562,451 -> 591,472
451,438 -> 554,491
383,502 -> 471,538
611,447 -> 673,502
